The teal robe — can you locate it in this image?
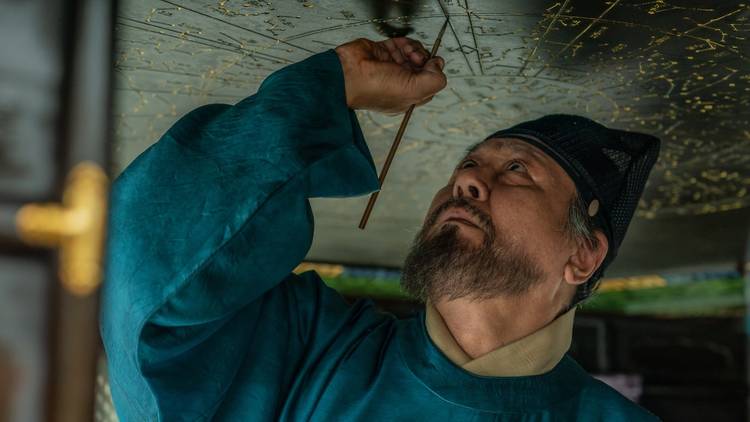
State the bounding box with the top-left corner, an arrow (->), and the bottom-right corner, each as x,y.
101,50 -> 660,421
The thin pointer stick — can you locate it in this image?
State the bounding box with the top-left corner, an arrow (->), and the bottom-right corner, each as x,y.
358,19 -> 449,230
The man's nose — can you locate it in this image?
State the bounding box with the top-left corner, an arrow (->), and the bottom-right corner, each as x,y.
452,171 -> 489,201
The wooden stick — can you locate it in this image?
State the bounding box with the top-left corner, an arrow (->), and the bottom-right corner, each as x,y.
359,19 -> 449,230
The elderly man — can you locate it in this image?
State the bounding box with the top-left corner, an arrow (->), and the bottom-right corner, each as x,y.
102,37 -> 660,421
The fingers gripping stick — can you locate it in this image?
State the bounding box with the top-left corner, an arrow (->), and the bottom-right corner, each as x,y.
358,19 -> 449,230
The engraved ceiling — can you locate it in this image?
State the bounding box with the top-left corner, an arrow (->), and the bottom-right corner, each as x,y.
113,0 -> 750,274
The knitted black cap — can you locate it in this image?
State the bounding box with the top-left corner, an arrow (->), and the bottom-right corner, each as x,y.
485,114 -> 661,303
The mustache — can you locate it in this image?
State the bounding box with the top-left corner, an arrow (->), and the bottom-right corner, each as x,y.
425,197 -> 494,236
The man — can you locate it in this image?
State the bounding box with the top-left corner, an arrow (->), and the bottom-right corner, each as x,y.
102,37 -> 660,421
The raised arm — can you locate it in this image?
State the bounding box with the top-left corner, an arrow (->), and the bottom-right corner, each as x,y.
101,39 -> 445,420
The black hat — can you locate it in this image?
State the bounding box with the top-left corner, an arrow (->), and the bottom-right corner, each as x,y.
485,114 -> 660,303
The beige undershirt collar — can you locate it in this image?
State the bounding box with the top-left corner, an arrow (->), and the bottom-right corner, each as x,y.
424,303 -> 576,377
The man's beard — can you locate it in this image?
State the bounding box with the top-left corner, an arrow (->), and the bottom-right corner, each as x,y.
400,197 -> 544,303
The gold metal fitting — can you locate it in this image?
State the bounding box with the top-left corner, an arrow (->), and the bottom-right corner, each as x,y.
16,162 -> 109,296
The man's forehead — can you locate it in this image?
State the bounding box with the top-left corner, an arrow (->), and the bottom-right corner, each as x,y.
469,137 -> 547,159
454,135 -> 579,208
465,137 -> 572,186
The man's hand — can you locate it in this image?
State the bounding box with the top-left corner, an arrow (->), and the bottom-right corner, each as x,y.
335,38 -> 447,114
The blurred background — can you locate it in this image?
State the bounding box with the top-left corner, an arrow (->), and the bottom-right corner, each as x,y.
1,0 -> 749,421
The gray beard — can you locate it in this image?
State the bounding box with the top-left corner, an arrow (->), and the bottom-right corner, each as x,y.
400,197 -> 544,303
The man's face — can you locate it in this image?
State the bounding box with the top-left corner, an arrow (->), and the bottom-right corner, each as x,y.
401,137 -> 578,303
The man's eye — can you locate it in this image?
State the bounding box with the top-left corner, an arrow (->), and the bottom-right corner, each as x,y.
459,159 -> 477,169
507,161 -> 527,172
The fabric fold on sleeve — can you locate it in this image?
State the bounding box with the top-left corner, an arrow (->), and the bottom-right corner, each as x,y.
101,49 -> 379,420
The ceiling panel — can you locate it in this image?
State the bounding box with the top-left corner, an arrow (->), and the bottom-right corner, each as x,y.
113,0 -> 750,275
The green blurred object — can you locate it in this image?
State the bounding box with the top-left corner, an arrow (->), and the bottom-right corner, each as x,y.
581,276 -> 744,317
323,275 -> 407,300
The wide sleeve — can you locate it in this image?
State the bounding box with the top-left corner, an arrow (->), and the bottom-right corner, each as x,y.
100,50 -> 379,420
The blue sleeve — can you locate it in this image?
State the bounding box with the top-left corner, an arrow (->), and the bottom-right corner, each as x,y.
101,50 -> 380,420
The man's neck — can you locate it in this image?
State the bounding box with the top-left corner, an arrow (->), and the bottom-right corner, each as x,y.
433,295 -> 558,359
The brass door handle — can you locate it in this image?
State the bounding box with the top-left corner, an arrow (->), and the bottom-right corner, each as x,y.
15,162 -> 109,296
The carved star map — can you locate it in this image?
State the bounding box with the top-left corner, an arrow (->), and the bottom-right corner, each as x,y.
113,0 -> 750,272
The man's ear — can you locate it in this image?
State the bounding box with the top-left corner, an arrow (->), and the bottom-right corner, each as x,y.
563,230 -> 609,286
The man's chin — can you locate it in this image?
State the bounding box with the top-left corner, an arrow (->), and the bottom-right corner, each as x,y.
403,218 -> 543,303
431,221 -> 484,249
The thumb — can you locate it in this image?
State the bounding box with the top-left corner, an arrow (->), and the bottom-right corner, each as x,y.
411,57 -> 447,98
423,56 -> 445,73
